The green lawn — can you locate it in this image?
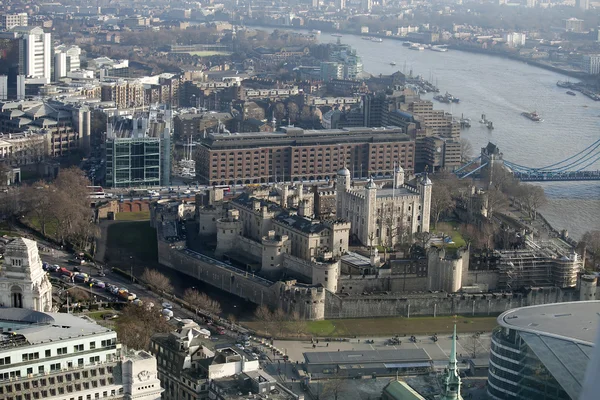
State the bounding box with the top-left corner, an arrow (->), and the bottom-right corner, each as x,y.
303,315 -> 497,337
105,221 -> 158,267
244,315 -> 499,338
115,211 -> 151,221
23,215 -> 59,239
431,222 -> 466,249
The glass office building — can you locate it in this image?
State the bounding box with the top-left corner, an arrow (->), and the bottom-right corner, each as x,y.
488,301 -> 599,400
104,106 -> 172,188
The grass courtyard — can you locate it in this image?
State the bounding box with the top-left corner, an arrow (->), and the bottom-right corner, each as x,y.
115,211 -> 151,221
243,315 -> 498,338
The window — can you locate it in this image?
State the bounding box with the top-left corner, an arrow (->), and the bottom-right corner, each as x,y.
0,356 -> 10,365
89,342 -> 96,350
74,344 -> 84,352
57,347 -> 67,355
27,368 -> 33,375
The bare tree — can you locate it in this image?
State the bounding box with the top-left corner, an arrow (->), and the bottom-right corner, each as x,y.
287,311 -> 306,337
321,372 -> 347,400
286,102 -> 300,124
459,138 -> 474,162
580,231 -> 600,268
116,304 -> 172,350
141,269 -> 174,294
272,307 -> 289,337
254,305 -> 275,335
484,188 -> 508,219
518,184 -> 547,220
414,231 -> 433,249
430,181 -> 455,229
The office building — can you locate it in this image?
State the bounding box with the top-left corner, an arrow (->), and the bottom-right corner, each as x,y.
0,238 -> 52,311
488,301 -> 600,400
0,308 -> 163,400
105,106 -> 172,188
0,75 -> 7,100
422,136 -> 462,172
504,32 -> 526,47
0,13 -> 28,30
3,26 -> 51,82
577,0 -> 589,11
565,18 -> 585,33
320,62 -> 344,82
195,126 -> 415,185
54,45 -> 81,82
582,54 -> 600,75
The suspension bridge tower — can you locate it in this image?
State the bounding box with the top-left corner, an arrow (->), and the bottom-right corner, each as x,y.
481,142 -> 504,188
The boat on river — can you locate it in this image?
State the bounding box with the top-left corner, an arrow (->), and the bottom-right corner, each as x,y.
521,111 -> 542,122
409,43 -> 425,51
371,38 -> 383,42
566,91 -> 576,96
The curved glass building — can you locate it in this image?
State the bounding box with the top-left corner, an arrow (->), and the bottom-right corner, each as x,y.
488,301 -> 600,400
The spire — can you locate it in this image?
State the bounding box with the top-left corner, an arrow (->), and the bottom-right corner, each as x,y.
450,323 -> 457,367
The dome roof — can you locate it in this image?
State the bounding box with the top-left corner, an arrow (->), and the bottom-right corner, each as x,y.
337,167 -> 350,176
365,178 -> 377,189
422,174 -> 432,185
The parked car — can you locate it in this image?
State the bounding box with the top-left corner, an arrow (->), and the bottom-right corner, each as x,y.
73,266 -> 82,273
161,309 -> 174,318
74,273 -> 89,283
162,302 -> 172,309
92,280 -> 105,289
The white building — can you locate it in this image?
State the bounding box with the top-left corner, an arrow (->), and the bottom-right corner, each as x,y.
0,308 -> 163,400
0,238 -> 52,311
0,13 -> 28,30
582,54 -> 600,75
504,32 -> 526,47
54,45 -> 82,82
7,26 -> 51,82
335,167 -> 432,248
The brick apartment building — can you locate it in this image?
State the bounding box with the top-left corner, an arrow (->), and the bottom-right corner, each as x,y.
196,126 -> 415,185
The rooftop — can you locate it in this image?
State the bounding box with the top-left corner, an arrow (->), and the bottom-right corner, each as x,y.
0,308 -> 113,348
304,348 -> 431,365
274,213 -> 328,234
498,301 -> 600,344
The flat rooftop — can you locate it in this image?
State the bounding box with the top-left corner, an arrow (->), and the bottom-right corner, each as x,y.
304,348 -> 431,365
498,301 -> 600,344
0,308 -> 113,347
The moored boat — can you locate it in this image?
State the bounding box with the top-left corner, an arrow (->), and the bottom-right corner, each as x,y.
566,91 -> 576,96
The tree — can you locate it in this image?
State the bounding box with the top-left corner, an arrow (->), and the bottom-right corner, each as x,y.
517,184 -> 547,220
460,138 -> 474,162
141,269 -> 174,294
321,372 -> 347,400
286,102 -> 300,124
23,183 -> 55,237
116,304 -> 172,350
414,231 -> 433,249
254,305 -> 275,335
430,181 -> 455,229
183,288 -> 222,315
484,187 -> 507,219
580,231 -> 600,269
273,102 -> 286,122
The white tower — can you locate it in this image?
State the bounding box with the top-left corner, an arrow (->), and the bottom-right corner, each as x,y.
0,238 -> 52,311
420,173 -> 432,233
335,167 -> 351,217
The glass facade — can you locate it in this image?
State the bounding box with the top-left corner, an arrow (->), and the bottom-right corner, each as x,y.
488,327 -> 585,400
105,137 -> 163,188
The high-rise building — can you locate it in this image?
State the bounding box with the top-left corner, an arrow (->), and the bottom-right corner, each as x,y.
0,75 -> 7,100
53,45 -> 81,81
362,0 -> 373,12
582,54 -> 600,75
0,13 -> 28,30
320,62 -> 344,82
565,18 -> 585,33
0,308 -> 164,400
577,0 -> 589,10
105,105 -> 172,188
337,0 -> 346,9
1,26 -> 52,82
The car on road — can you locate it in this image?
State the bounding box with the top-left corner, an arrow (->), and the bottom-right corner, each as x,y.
92,280 -> 105,289
102,313 -> 119,320
105,284 -> 116,293
182,189 -> 191,194
162,302 -> 172,309
110,287 -> 120,295
73,273 -> 89,283
161,309 -> 174,318
58,267 -> 73,277
235,344 -> 245,350
97,271 -> 106,277
73,266 -> 82,272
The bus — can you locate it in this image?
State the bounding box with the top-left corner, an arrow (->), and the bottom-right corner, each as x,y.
88,186 -> 106,199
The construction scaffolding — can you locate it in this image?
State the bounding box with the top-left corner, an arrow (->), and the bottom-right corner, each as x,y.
495,238 -> 582,290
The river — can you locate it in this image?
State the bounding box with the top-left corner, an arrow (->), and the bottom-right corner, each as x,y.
258,27 -> 600,240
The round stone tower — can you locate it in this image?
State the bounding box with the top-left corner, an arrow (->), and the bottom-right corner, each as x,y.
335,167 -> 350,217
312,260 -> 340,293
261,230 -> 289,279
580,274 -> 597,301
215,209 -> 242,258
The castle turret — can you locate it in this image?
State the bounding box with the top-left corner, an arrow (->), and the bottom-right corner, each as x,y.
335,167 -> 351,217
365,178 -> 378,245
281,184 -> 289,208
420,174 -> 432,233
580,275 -> 598,301
261,230 -> 289,279
215,209 -> 242,258
394,164 -> 404,188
